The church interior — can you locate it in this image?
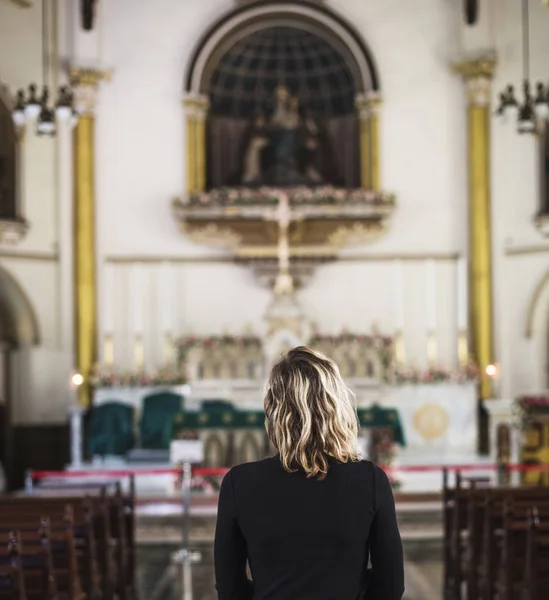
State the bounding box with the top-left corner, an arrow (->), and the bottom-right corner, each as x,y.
1,0 -> 549,597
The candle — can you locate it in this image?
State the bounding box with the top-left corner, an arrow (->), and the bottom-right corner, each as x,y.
457,257 -> 467,331
426,259 -> 436,331
132,264 -> 144,334
103,264 -> 114,333
393,259 -> 404,331
160,262 -> 173,334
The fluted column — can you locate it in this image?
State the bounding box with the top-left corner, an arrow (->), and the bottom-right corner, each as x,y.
183,94 -> 209,193
195,96 -> 209,193
70,67 -> 108,405
355,91 -> 382,191
355,94 -> 371,189
367,92 -> 382,192
454,57 -> 496,399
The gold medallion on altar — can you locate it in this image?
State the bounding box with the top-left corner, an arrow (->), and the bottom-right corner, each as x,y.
413,404 -> 449,440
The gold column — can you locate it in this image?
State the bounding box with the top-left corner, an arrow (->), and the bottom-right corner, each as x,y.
454,58 -> 495,399
195,96 -> 209,193
183,98 -> 197,192
367,93 -> 382,192
70,68 -> 108,405
355,94 -> 371,189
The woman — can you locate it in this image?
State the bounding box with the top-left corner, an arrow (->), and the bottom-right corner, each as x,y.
214,346 -> 404,600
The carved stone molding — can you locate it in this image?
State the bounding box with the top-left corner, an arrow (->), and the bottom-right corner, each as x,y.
0,219 -> 29,245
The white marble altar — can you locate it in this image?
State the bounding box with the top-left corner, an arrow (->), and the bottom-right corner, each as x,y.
89,380 -> 478,461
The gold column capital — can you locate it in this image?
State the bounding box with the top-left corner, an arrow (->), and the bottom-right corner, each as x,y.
453,55 -> 496,107
182,94 -> 210,116
70,67 -> 111,115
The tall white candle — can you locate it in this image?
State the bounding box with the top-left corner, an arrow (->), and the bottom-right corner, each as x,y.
160,262 -> 173,334
132,264 -> 144,334
393,259 -> 405,331
103,264 -> 114,333
457,257 -> 467,330
426,259 -> 437,330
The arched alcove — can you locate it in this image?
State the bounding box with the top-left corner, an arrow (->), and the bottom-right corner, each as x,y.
185,1 -> 380,96
185,1 -> 380,190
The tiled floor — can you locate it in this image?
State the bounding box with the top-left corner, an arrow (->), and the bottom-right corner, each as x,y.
136,540 -> 443,600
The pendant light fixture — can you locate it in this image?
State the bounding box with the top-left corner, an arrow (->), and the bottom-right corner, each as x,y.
495,0 -> 549,133
11,0 -> 77,135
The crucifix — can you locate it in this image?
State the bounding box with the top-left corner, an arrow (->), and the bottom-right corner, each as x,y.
264,192 -> 294,295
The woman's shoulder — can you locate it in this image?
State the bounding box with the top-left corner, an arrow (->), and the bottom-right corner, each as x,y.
227,455 -> 280,479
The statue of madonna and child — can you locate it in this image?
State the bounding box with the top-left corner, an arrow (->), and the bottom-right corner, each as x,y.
240,85 -> 339,187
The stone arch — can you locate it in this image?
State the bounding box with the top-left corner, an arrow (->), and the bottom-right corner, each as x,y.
185,1 -> 380,96
0,265 -> 40,350
0,265 -> 39,489
524,269 -> 549,388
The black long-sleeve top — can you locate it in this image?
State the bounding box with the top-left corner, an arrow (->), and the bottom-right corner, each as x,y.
214,456 -> 404,600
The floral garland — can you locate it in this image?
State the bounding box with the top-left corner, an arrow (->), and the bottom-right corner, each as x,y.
391,363 -> 479,385
88,365 -> 187,388
176,334 -> 262,356
181,186 -> 395,208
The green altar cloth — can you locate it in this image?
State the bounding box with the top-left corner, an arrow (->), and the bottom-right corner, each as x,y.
357,405 -> 406,447
88,401 -> 135,457
171,399 -> 264,439
171,400 -> 404,447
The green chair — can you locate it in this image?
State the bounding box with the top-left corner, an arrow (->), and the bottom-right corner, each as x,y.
88,402 -> 135,457
140,392 -> 183,450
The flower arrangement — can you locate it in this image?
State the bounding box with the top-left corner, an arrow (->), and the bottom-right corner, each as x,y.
88,364 -> 187,388
309,332 -> 394,347
513,395 -> 549,426
176,334 -> 262,356
390,362 -> 479,385
180,186 -> 395,208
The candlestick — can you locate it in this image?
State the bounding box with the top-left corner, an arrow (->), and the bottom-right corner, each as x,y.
132,264 -> 144,334
426,259 -> 437,331
457,257 -> 467,331
164,333 -> 174,367
103,264 -> 114,333
104,333 -> 114,368
427,332 -> 437,367
134,335 -> 144,371
458,329 -> 469,366
160,262 -> 173,334
393,259 -> 404,331
394,331 -> 406,364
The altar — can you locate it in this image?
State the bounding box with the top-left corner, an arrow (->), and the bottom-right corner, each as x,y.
89,379 -> 477,460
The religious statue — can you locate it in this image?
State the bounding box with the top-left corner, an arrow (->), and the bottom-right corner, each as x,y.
239,85 -> 336,187
242,115 -> 269,185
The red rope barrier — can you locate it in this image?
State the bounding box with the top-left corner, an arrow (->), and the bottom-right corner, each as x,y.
26,462 -> 549,481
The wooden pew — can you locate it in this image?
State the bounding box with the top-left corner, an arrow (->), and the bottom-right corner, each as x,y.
0,532 -> 27,600
0,499 -> 102,600
443,472 -> 549,600
0,531 -> 57,600
525,506 -> 549,600
0,481 -> 136,600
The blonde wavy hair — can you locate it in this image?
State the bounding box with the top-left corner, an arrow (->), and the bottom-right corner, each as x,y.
264,346 -> 360,479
